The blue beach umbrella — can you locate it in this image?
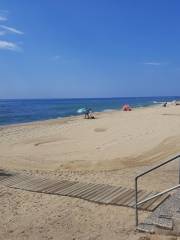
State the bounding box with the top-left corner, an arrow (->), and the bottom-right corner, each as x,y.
77,108 -> 86,113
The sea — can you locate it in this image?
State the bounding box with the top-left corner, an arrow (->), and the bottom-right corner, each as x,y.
0,97 -> 180,126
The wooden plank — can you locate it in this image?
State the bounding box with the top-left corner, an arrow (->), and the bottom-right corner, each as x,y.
50,182 -> 77,194
55,182 -> 85,195
99,187 -> 125,203
63,183 -> 92,196
146,194 -> 170,211
101,187 -> 128,204
30,180 -> 59,192
116,190 -> 138,206
70,183 -> 98,197
24,179 -> 53,191
127,191 -> 146,207
13,177 -> 46,189
88,186 -> 114,202
87,186 -> 113,202
9,178 -> 33,188
0,175 -> 17,183
43,181 -> 74,193
83,185 -> 111,200
90,186 -> 120,203
110,189 -> 133,204
0,173 -> 169,212
125,190 -> 148,206
38,180 -> 67,192
0,175 -> 22,185
80,184 -> 108,199
139,192 -> 160,210
41,181 -> 70,193
12,177 -> 42,186
26,179 -> 62,191
2,175 -> 30,187
77,184 -> 104,198
78,184 -> 107,199
115,189 -> 136,205
128,191 -> 154,207
11,175 -> 36,184
70,183 -> 96,197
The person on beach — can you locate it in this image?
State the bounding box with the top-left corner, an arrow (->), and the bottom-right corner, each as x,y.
162,102 -> 167,107
122,104 -> 132,111
84,108 -> 90,119
89,108 -> 95,119
84,108 -> 95,119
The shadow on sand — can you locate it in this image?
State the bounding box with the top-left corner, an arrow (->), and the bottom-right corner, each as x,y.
0,169 -> 13,177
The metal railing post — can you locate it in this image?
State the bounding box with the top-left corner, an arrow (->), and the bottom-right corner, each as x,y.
134,154 -> 180,229
179,157 -> 180,185
135,176 -> 138,227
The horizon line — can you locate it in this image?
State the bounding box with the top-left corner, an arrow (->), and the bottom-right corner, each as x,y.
0,96 -> 179,100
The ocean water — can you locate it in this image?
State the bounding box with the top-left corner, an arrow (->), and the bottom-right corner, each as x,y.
0,97 -> 179,126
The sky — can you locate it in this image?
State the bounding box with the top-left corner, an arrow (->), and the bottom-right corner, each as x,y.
0,0 -> 180,99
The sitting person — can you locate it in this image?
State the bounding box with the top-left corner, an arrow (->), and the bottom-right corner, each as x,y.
89,108 -> 95,119
162,102 -> 167,107
84,108 -> 95,119
122,104 -> 132,111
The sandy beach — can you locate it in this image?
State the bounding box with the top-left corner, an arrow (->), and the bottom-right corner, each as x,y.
1,105 -> 180,240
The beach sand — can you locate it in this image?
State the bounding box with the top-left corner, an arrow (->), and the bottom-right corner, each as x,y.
1,105 -> 180,239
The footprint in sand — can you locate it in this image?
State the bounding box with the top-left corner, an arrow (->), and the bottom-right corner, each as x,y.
34,137 -> 67,146
94,128 -> 107,132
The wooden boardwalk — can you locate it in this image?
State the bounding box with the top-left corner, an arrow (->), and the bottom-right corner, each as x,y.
0,173 -> 169,212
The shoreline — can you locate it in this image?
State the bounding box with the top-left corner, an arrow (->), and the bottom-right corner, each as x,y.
0,103 -> 160,129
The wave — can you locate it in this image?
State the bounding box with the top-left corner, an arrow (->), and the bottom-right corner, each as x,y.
77,108 -> 86,113
153,101 -> 165,104
102,109 -> 114,112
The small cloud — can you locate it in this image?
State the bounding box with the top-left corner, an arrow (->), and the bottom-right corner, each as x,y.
0,30 -> 6,36
143,62 -> 162,66
52,55 -> 62,61
0,10 -> 8,21
0,25 -> 24,35
51,55 -> 72,64
0,11 -> 23,52
0,40 -> 21,51
0,16 -> 7,21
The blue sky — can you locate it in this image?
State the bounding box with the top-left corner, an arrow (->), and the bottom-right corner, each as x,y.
0,0 -> 180,98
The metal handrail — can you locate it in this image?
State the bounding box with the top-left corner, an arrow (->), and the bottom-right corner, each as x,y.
135,154 -> 180,227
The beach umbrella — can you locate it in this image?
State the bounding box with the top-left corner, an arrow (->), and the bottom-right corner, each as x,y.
77,108 -> 86,113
